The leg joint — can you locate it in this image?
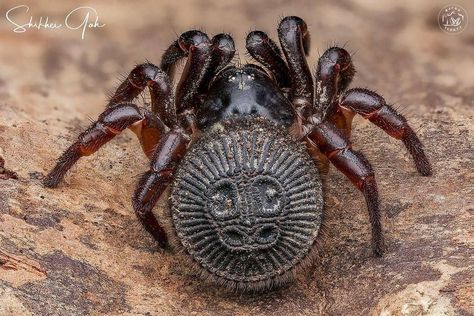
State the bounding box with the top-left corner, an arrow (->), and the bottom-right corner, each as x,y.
99,103 -> 143,131
128,63 -> 161,89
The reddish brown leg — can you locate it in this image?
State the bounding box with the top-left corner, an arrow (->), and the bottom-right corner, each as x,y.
340,88 -> 432,176
107,62 -> 176,127
158,31 -> 210,109
315,47 -> 355,119
132,128 -> 189,246
246,30 -> 291,89
160,30 -> 214,132
307,121 -> 385,256
200,33 -> 236,90
43,103 -> 166,188
161,32 -> 235,86
160,31 -> 236,132
278,16 -> 313,111
174,31 -> 212,112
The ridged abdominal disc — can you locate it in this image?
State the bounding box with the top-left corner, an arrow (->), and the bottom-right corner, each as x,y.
170,118 -> 323,289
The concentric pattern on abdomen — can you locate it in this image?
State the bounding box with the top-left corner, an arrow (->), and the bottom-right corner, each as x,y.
170,119 -> 323,288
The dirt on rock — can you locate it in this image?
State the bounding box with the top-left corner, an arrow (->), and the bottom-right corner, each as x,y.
0,0 -> 473,315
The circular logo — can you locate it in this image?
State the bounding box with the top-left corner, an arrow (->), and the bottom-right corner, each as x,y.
438,5 -> 468,34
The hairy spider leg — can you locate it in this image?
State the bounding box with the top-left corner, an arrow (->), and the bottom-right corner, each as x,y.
132,128 -> 189,246
315,47 -> 431,176
246,30 -> 292,89
160,31 -> 235,132
43,103 -> 166,188
108,63 -> 176,127
44,60 -> 183,246
201,33 -> 236,90
340,88 -> 432,176
306,121 -> 385,256
278,16 -> 313,114
315,47 -> 355,121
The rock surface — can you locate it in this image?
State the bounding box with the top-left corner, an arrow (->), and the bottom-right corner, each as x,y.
0,0 -> 473,315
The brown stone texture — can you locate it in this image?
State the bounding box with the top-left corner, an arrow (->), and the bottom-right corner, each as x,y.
0,0 -> 473,315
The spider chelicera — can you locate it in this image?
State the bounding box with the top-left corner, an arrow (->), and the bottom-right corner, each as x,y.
44,16 -> 431,291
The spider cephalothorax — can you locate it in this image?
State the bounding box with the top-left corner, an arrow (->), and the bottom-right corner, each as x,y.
44,16 -> 431,291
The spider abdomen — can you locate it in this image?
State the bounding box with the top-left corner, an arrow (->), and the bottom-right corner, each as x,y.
169,118 -> 324,290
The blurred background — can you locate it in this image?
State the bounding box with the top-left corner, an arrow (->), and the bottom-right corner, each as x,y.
0,1 -> 472,315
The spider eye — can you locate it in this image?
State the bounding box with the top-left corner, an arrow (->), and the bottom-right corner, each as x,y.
207,179 -> 239,220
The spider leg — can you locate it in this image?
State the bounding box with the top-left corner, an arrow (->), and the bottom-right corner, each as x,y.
306,121 -> 385,256
43,103 -> 166,188
174,31 -> 212,113
108,63 -> 176,127
340,88 -> 432,176
160,31 -> 235,131
315,47 -> 355,120
160,38 -> 184,80
201,33 -> 236,89
161,32 -> 235,84
277,16 -> 313,113
246,30 -> 291,89
132,128 -> 189,247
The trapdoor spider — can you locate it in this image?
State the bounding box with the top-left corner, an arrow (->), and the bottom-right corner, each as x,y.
44,16 -> 431,291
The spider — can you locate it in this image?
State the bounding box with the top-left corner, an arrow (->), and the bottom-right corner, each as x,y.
44,16 -> 431,291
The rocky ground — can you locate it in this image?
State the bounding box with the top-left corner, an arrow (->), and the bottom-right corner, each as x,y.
0,0 -> 473,315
